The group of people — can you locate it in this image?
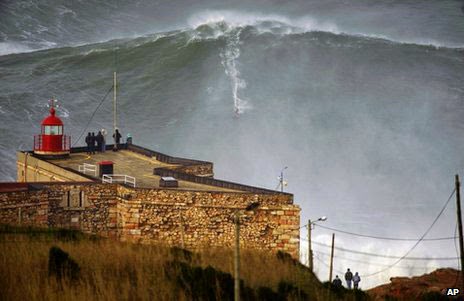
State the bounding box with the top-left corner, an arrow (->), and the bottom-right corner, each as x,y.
85,129 -> 122,155
332,268 -> 361,289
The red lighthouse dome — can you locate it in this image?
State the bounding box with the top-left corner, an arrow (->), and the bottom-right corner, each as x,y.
33,100 -> 70,157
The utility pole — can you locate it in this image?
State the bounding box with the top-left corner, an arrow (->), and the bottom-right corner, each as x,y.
455,174 -> 464,289
113,71 -> 117,150
234,202 -> 260,301
308,219 -> 313,271
234,212 -> 240,301
307,216 -> 327,272
179,210 -> 185,249
329,233 -> 335,282
233,202 -> 259,301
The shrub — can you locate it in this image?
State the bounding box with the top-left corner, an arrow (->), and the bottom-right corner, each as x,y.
48,246 -> 80,282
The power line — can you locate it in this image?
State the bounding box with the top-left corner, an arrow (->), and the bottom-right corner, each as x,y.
313,253 -> 345,275
313,223 -> 458,241
305,238 -> 458,260
72,85 -> 113,146
306,188 -> 457,274
313,249 -> 445,271
361,188 -> 456,277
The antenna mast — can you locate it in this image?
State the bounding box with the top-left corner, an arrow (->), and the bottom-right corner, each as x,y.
113,71 -> 117,149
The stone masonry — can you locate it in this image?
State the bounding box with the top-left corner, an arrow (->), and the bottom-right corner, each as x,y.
0,183 -> 300,258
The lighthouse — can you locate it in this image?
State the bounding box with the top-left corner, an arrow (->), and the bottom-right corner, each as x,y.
33,99 -> 70,157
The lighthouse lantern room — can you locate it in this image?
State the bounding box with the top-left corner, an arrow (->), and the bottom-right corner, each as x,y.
33,99 -> 70,157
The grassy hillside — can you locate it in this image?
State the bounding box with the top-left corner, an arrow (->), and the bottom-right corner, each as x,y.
0,225 -> 369,300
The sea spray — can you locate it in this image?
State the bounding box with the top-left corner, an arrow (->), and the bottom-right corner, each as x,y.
219,27 -> 250,115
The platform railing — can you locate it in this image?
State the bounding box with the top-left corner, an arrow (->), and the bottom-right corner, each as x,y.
78,163 -> 97,176
33,135 -> 71,151
102,174 -> 136,188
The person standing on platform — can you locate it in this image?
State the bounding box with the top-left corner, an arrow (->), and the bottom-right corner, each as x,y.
113,129 -> 121,151
96,131 -> 103,153
90,132 -> 96,154
345,268 -> 353,289
101,128 -> 107,152
85,132 -> 92,155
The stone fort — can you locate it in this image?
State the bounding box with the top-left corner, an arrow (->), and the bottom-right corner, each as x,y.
0,104 -> 300,258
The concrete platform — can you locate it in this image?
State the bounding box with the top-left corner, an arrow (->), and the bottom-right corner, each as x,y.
52,149 -> 240,192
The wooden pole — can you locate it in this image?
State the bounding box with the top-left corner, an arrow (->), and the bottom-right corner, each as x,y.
234,212 -> 240,301
179,211 -> 185,249
308,219 -> 313,271
455,175 -> 464,289
329,233 -> 335,282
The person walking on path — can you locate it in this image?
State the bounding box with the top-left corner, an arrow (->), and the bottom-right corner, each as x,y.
332,275 -> 342,288
101,128 -> 107,152
353,272 -> 361,289
96,131 -> 103,152
113,129 -> 121,151
345,268 -> 353,289
85,132 -> 92,155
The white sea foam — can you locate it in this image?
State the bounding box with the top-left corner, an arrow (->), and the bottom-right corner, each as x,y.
80,47 -> 109,56
2,9 -> 461,57
58,106 -> 70,118
188,10 -> 464,49
188,10 -> 340,36
219,27 -> 251,115
0,40 -> 59,56
56,5 -> 77,17
0,42 -> 33,56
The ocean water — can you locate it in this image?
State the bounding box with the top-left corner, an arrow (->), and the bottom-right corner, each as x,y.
1,0 -> 464,288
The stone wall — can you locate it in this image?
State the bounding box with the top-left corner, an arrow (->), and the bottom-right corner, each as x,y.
45,184 -> 120,238
0,183 -> 300,258
0,189 -> 49,226
171,163 -> 214,177
0,183 -> 119,236
16,152 -> 92,183
117,186 -> 300,257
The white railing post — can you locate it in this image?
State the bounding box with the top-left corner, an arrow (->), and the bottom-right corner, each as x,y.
79,163 -> 97,176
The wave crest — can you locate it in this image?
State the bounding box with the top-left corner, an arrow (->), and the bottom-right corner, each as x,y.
188,10 -> 340,36
187,10 -> 464,50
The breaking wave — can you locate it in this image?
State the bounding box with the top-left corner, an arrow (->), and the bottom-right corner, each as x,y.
1,6 -> 463,58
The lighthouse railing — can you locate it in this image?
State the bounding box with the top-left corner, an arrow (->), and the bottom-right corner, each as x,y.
33,135 -> 42,150
62,135 -> 71,151
33,134 -> 70,151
